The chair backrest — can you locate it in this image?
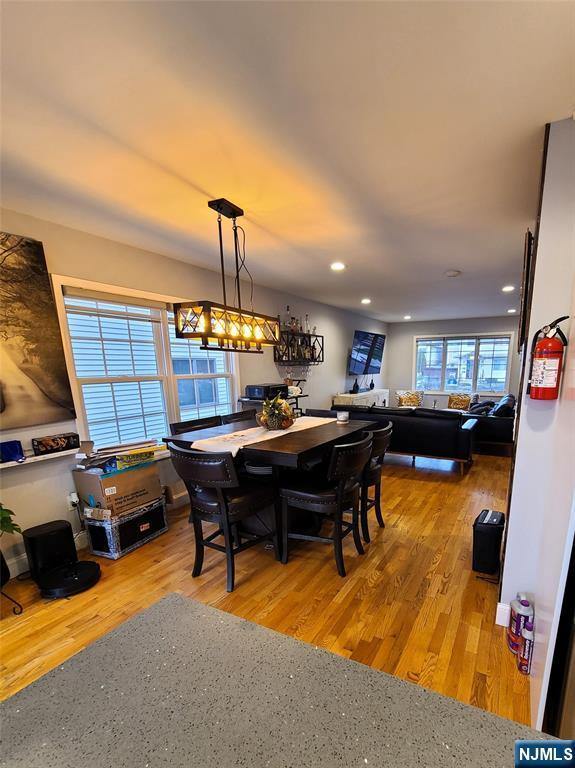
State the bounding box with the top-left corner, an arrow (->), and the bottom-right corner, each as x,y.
169,415 -> 223,435
167,443 -> 239,488
222,409 -> 256,424
326,434 -> 372,484
369,422 -> 393,464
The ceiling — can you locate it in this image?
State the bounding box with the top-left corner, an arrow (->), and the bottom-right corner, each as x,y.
1,1 -> 573,321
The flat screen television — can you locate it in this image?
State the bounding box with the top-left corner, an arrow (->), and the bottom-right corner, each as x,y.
348,331 -> 386,376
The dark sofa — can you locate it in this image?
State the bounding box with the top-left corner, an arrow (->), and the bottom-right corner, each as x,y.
310,406 -> 477,470
460,394 -> 516,446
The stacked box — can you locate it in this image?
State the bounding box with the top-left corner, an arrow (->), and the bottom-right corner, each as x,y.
73,464 -> 162,517
84,499 -> 168,559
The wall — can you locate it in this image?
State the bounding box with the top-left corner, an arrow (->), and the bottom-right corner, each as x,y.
384,315 -> 521,407
0,207 -> 386,570
500,118 -> 575,728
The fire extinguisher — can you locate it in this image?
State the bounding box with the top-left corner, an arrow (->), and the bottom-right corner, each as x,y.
527,316 -> 569,400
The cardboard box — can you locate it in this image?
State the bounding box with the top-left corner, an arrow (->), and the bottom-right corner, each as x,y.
73,463 -> 162,517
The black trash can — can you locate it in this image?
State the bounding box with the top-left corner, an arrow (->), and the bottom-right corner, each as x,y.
472,509 -> 505,574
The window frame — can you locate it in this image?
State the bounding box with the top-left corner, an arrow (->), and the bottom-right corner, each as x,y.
52,275 -> 239,444
412,332 -> 514,395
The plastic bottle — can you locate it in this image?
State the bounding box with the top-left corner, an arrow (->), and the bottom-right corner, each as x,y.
507,593 -> 534,654
517,620 -> 534,674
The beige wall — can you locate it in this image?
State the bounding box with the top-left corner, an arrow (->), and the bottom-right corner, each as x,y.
0,208 -> 387,569
384,315 -> 521,408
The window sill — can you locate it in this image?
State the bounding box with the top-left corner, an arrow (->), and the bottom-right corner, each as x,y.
417,391 -> 506,397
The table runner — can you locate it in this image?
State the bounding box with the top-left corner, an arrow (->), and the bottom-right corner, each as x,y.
190,416 -> 336,457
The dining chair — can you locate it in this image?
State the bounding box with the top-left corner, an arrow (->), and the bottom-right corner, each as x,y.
360,423 -> 393,543
169,415 -> 223,435
279,433 -> 372,577
222,409 -> 256,424
167,443 -> 280,592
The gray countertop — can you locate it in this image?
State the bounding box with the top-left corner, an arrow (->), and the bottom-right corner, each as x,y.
1,593 -> 544,768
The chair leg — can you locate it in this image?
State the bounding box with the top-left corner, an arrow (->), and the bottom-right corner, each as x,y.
221,517 -> 235,593
374,479 -> 385,528
191,515 -> 204,578
272,503 -> 282,562
281,497 -> 289,564
352,498 -> 365,556
333,511 -> 346,577
360,482 -> 370,543
412,455 -> 416,467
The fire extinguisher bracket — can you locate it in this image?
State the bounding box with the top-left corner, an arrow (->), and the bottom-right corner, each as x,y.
527,316 -> 569,400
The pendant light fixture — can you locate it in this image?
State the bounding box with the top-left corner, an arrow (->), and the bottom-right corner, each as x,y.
173,199 -> 280,353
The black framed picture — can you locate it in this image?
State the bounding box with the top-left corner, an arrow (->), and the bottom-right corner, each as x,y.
518,228 -> 535,353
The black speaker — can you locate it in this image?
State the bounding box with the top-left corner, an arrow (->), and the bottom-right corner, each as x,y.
23,520 -> 77,581
472,509 -> 505,574
22,520 -> 100,598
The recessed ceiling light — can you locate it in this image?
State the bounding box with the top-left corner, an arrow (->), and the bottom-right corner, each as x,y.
444,270 -> 462,278
502,285 -> 515,293
403,315 -> 412,320
330,261 -> 346,272
507,308 -> 517,314
361,298 -> 371,305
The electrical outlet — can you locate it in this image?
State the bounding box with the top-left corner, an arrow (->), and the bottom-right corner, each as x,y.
67,492 -> 79,511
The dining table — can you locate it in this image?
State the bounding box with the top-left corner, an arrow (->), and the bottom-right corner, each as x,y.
163,416 -> 377,470
163,415 -> 378,552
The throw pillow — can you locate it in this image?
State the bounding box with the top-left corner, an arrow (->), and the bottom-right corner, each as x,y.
397,392 -> 420,407
395,389 -> 424,406
470,393 -> 480,405
447,393 -> 471,410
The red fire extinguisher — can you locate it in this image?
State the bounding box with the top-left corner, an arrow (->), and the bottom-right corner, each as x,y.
528,316 -> 569,400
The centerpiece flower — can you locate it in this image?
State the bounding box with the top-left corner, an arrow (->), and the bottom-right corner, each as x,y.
257,394 -> 295,430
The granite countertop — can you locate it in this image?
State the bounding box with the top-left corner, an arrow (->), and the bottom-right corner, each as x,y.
1,593 -> 544,768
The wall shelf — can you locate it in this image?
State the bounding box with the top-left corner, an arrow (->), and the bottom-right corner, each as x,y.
0,448 -> 78,470
274,331 -> 324,366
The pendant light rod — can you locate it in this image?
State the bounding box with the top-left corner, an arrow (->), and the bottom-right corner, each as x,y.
232,219 -> 242,313
216,213 -> 227,310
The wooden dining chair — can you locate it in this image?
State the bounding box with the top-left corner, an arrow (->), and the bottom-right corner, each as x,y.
169,415 -> 222,435
167,443 -> 280,592
279,434 -> 372,577
222,409 -> 256,424
360,422 -> 393,543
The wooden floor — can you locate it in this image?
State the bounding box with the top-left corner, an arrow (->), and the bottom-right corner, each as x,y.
0,453 -> 530,724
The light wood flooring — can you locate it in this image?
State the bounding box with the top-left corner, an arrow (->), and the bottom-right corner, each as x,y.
0,453 -> 530,724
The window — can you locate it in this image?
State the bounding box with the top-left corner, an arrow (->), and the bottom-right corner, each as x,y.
64,294 -> 235,448
414,334 -> 511,394
169,325 -> 233,421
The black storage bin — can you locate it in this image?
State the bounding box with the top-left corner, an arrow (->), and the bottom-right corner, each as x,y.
85,499 -> 167,559
472,509 -> 505,574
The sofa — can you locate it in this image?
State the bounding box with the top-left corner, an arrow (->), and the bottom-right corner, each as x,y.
309,406 -> 477,470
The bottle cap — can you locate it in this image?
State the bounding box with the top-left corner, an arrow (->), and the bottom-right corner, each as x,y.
525,621 -> 534,631
520,600 -> 530,607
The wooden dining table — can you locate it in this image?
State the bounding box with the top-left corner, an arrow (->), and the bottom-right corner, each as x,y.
163,417 -> 377,469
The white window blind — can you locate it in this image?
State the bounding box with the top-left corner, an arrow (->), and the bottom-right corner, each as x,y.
65,296 -> 168,447
64,294 -> 237,448
415,335 -> 511,394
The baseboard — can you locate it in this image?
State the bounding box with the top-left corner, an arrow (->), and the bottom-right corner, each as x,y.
5,531 -> 89,578
496,601 -> 511,627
